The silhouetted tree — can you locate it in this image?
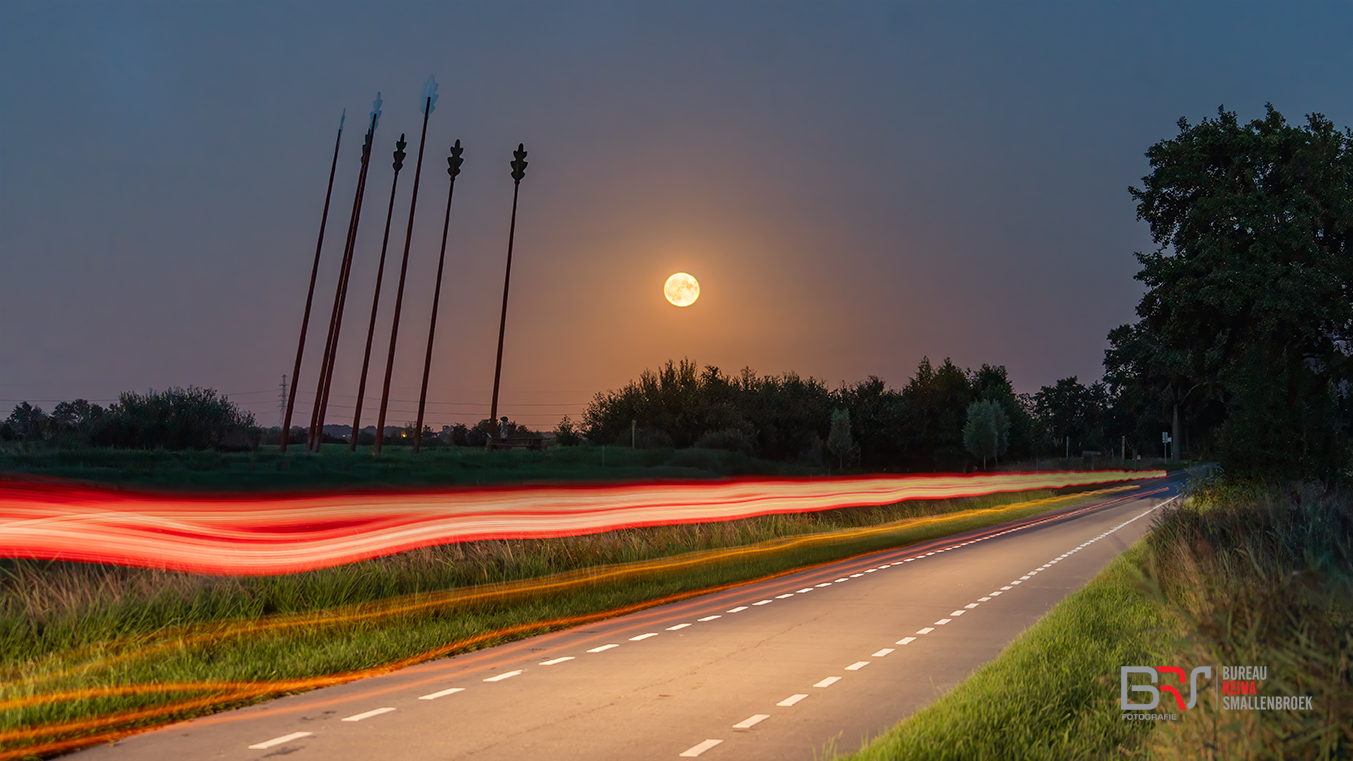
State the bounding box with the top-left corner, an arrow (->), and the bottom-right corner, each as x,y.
1124,105 -> 1351,478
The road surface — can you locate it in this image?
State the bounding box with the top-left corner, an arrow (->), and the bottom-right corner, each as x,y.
74,475 -> 1183,760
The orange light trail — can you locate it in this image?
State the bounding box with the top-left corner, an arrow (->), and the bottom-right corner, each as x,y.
0,471 -> 1163,575
6,484 -> 1145,697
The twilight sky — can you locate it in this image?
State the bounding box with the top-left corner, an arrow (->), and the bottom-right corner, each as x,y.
2,1 -> 1350,431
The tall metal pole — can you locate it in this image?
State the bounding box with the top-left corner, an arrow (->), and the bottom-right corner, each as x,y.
281,110 -> 343,453
413,140 -> 464,453
375,76 -> 438,454
349,134 -> 407,452
488,143 -> 529,441
309,101 -> 380,449
309,99 -> 380,450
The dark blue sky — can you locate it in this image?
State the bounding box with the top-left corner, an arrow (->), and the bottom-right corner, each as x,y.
2,1 -> 1350,429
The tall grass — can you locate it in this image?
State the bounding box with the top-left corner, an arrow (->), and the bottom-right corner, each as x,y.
841,478 -> 1352,761
1141,480 -> 1353,760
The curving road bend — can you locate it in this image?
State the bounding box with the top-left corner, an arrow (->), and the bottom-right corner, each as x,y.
74,475 -> 1185,760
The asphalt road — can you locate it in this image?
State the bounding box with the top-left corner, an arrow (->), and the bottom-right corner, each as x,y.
75,475 -> 1183,760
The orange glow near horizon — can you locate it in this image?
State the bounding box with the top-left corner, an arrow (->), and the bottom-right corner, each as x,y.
0,471 -> 1163,576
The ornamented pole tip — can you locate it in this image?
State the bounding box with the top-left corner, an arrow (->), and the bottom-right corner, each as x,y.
421,75 -> 439,115
448,139 -> 464,179
510,143 -> 528,183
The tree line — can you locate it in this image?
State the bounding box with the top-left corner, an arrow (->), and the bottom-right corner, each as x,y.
1,387 -> 258,451
577,357 -> 1127,471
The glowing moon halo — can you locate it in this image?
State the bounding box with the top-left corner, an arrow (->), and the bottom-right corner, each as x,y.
664,273 -> 700,307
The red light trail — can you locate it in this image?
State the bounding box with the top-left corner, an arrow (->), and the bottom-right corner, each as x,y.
0,471 -> 1163,575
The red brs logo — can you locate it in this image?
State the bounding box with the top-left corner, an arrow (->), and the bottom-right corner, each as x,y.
1120,666 -> 1212,711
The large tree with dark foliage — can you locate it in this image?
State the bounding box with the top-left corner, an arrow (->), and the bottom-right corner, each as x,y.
1121,105 -> 1351,478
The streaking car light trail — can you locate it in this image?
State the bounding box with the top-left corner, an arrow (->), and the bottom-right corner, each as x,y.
0,471 -> 1163,575
18,485 -> 1153,690
1,483 -> 1164,760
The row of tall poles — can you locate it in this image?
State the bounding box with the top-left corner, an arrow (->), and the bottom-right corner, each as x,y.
280,78 -> 528,454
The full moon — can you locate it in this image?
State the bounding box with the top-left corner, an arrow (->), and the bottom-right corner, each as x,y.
664,272 -> 700,307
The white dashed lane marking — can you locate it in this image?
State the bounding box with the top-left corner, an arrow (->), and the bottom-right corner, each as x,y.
630,633 -> 659,641
896,636 -> 916,645
483,670 -> 522,682
679,739 -> 724,757
778,694 -> 808,706
845,661 -> 869,671
814,677 -> 841,688
701,615 -> 724,621
667,624 -> 691,631
587,644 -> 619,653
872,648 -> 895,657
916,627 -> 934,634
753,600 -> 773,606
733,714 -> 770,729
249,731 -> 312,749
418,687 -> 465,700
342,707 -> 395,722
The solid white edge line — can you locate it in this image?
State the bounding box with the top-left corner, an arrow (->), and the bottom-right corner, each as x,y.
342,707 -> 395,722
419,687 -> 466,700
778,693 -> 809,706
679,739 -> 724,757
249,731 -> 312,749
733,714 -> 770,729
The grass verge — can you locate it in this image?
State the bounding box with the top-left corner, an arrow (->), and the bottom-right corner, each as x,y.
841,479 -> 1352,761
0,486 -> 1135,759
0,444 -> 1182,492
